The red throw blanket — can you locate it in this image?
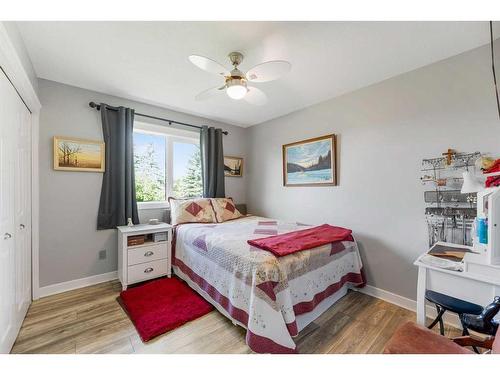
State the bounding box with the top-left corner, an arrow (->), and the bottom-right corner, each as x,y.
247,224 -> 354,257
485,159 -> 500,187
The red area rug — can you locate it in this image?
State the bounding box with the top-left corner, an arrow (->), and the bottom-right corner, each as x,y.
119,277 -> 213,342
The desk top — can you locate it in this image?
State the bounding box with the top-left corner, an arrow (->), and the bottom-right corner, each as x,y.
415,252 -> 500,286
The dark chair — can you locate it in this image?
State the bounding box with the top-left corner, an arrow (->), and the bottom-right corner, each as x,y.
462,296 -> 500,336
425,290 -> 483,336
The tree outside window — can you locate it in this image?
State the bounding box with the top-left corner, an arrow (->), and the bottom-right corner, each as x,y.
134,141 -> 166,202
172,148 -> 203,198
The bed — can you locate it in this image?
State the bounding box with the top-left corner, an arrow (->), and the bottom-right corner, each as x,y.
172,215 -> 365,353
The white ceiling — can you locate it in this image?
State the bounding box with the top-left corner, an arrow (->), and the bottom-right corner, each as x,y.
16,21 -> 494,127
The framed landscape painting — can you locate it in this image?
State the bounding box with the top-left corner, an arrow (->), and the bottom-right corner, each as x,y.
282,134 -> 337,186
53,136 -> 105,172
224,156 -> 243,177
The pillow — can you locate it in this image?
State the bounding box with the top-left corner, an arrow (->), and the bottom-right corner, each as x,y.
168,197 -> 217,225
211,197 -> 243,223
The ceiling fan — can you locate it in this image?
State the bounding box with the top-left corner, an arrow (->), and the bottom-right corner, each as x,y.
188,52 -> 291,105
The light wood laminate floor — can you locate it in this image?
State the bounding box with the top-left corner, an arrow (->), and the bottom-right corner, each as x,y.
11,280 -> 461,354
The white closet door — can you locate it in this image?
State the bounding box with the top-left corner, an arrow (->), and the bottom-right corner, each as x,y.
0,70 -> 32,353
0,70 -> 18,353
15,99 -> 31,324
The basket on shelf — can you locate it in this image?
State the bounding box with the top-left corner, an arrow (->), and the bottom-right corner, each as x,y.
127,235 -> 145,246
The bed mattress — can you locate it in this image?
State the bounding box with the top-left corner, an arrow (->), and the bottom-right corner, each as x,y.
172,215 -> 365,353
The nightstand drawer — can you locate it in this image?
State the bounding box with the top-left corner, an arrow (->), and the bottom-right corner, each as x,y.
127,259 -> 168,284
128,243 -> 168,266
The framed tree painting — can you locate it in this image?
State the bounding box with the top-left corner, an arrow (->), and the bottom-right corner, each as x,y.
224,156 -> 243,177
282,134 -> 337,186
53,136 -> 105,172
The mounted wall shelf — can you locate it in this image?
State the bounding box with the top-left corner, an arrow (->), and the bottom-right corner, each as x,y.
422,150 -> 481,247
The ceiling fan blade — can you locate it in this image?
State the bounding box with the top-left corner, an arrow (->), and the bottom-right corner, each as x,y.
246,60 -> 291,82
244,86 -> 268,106
188,55 -> 229,76
195,86 -> 226,101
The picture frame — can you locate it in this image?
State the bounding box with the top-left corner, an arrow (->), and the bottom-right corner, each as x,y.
53,136 -> 105,172
224,156 -> 243,177
282,134 -> 337,186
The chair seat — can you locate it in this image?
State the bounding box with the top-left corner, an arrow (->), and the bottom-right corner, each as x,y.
425,290 -> 483,315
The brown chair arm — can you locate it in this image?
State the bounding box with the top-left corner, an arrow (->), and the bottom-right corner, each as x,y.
452,335 -> 494,350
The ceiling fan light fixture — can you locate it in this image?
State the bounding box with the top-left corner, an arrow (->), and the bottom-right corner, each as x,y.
189,51 -> 290,104
226,79 -> 247,100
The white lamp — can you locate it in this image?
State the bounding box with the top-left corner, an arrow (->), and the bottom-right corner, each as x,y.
226,78 -> 247,100
461,171 -> 484,193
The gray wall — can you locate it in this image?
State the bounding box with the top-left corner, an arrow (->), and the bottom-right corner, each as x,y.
38,79 -> 248,287
246,44 -> 500,300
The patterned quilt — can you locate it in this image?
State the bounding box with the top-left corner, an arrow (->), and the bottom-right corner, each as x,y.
172,216 -> 365,353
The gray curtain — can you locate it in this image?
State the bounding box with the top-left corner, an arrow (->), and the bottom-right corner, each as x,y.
200,126 -> 225,198
97,104 -> 139,229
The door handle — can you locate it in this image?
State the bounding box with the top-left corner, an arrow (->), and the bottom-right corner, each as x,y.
19,224 -> 25,229
4,233 -> 12,240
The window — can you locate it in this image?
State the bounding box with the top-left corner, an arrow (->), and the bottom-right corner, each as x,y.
133,122 -> 202,208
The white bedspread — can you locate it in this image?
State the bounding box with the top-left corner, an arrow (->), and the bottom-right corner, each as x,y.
172,216 -> 365,353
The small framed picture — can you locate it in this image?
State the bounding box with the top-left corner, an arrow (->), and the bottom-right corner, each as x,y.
53,136 -> 105,172
282,134 -> 337,186
224,156 -> 243,177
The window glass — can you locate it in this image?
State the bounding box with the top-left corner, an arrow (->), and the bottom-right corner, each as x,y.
133,131 -> 166,202
172,141 -> 203,199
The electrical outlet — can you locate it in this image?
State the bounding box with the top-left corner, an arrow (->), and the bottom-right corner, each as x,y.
99,249 -> 107,260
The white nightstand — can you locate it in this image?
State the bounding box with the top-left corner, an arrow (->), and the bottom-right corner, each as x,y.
117,223 -> 173,290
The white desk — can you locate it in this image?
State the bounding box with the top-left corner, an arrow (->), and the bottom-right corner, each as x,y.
415,250 -> 500,326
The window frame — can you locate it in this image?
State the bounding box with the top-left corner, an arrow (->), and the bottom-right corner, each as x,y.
133,121 -> 200,210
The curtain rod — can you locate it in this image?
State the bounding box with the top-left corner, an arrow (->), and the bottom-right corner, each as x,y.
88,102 -> 228,135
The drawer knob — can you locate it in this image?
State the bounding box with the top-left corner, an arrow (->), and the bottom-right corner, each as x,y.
144,251 -> 154,257
144,267 -> 154,273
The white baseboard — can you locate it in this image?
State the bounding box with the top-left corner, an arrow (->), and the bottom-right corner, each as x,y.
359,284 -> 417,311
355,284 -> 462,329
37,271 -> 118,299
